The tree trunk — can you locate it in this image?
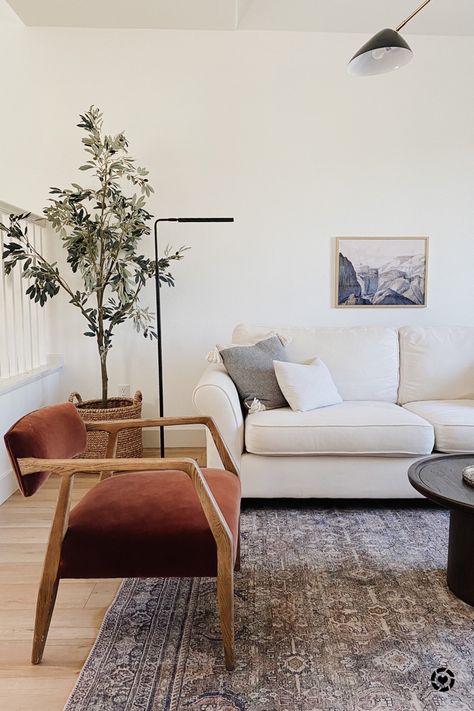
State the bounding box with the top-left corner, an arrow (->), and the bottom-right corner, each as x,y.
97,291 -> 108,408
100,352 -> 108,408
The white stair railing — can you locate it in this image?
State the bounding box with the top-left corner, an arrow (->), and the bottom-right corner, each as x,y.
0,206 -> 48,379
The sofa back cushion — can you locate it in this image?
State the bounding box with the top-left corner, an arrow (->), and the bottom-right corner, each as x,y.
399,326 -> 474,404
232,324 -> 399,402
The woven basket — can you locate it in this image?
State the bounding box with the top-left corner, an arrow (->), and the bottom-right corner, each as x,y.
68,391 -> 143,459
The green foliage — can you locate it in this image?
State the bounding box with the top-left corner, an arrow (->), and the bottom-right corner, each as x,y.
1,107 -> 187,405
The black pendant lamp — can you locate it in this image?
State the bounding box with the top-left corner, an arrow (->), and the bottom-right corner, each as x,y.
348,0 -> 432,76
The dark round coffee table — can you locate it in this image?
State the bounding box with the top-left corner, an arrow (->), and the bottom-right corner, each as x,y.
408,453 -> 474,607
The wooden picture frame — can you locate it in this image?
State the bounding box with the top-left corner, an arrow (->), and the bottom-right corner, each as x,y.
335,237 -> 428,308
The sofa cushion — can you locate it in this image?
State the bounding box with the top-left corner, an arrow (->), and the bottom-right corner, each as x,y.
399,326 -> 474,404
403,400 -> 474,453
245,401 -> 434,456
233,324 -> 399,402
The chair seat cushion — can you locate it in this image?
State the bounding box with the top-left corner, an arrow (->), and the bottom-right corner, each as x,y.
245,401 -> 434,456
60,468 -> 240,579
403,400 -> 474,453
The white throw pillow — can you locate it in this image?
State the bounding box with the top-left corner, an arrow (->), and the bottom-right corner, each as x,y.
273,358 -> 342,412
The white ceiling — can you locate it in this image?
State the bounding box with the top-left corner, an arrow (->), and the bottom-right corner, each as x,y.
4,0 -> 474,35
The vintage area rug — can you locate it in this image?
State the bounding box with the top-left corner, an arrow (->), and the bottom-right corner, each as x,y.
64,503 -> 474,711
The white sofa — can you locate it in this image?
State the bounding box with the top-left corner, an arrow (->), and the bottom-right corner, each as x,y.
193,325 -> 474,498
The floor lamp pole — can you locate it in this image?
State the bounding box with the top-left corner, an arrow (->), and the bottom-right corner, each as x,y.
153,219 -> 174,457
153,216 -> 234,458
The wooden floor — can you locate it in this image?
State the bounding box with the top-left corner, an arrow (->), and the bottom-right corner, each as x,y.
0,447 -> 206,711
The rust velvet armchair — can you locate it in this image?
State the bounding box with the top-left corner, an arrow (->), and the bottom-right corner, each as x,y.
4,403 -> 241,670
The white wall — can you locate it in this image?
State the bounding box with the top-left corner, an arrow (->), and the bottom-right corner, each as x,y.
0,23 -> 473,442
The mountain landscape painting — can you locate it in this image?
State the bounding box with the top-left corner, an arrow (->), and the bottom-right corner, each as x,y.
336,237 -> 428,307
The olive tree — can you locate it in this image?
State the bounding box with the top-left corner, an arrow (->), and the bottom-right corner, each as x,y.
1,107 -> 186,406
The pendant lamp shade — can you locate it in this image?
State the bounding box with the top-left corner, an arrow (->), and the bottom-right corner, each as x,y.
348,28 -> 413,77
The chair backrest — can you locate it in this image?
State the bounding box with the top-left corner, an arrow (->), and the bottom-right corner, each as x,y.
4,402 -> 87,497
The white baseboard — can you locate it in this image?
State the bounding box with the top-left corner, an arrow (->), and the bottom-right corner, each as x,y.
0,469 -> 18,504
142,426 -> 206,450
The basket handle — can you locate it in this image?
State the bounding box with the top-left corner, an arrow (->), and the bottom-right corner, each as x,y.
68,392 -> 83,405
133,390 -> 143,404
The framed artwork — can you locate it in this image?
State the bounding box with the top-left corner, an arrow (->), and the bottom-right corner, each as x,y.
335,237 -> 428,307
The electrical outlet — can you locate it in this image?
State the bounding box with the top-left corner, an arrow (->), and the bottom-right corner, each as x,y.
118,383 -> 130,398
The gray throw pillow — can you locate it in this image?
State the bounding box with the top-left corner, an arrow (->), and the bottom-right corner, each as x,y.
219,336 -> 288,412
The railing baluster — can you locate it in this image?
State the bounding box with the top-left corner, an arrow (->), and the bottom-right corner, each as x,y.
4,240 -> 18,377
13,218 -> 26,375
0,213 -> 11,378
30,222 -> 40,369
38,224 -> 47,366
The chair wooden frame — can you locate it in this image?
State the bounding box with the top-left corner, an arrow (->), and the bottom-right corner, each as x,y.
17,416 -> 240,671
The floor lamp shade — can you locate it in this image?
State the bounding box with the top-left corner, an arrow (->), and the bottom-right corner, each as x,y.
348,28 -> 413,76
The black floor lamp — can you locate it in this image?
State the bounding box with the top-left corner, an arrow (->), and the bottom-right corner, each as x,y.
153,217 -> 234,456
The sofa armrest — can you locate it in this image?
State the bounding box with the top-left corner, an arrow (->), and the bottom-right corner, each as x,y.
193,365 -> 244,469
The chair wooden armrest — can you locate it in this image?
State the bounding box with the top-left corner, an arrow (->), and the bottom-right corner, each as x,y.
85,415 -> 239,476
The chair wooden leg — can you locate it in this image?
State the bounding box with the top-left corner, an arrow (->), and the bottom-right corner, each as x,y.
234,534 -> 241,572
217,553 -> 235,671
32,571 -> 60,664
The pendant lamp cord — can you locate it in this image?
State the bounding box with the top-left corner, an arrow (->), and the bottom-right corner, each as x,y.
396,0 -> 432,32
